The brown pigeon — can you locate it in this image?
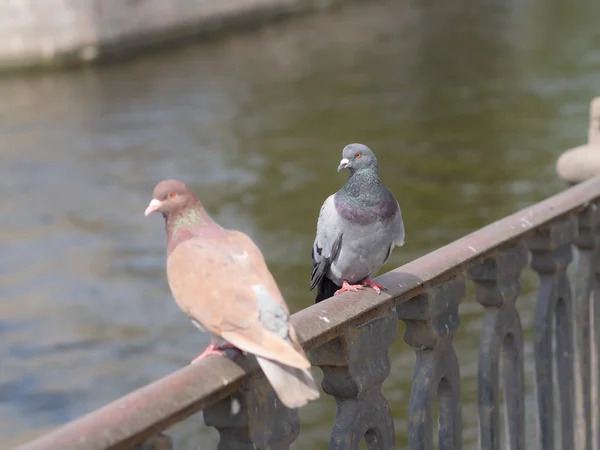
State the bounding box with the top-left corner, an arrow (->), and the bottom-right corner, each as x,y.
144,179 -> 319,408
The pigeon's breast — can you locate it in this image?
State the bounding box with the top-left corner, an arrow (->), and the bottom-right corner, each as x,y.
327,193 -> 400,284
334,191 -> 398,226
328,218 -> 396,284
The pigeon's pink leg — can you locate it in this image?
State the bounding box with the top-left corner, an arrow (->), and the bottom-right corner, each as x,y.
334,280 -> 365,295
190,342 -> 244,364
191,342 -> 225,363
363,279 -> 386,295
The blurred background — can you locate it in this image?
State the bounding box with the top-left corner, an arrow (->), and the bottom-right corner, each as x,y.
1,0 -> 600,448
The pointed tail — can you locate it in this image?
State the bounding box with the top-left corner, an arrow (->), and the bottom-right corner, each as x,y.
256,356 -> 320,409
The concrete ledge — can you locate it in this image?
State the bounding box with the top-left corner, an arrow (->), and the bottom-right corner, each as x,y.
557,97 -> 600,184
0,0 -> 341,72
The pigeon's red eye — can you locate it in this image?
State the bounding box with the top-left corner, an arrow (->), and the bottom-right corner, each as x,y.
356,152 -> 362,158
169,192 -> 176,199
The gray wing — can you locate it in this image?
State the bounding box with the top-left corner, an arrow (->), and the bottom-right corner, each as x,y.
393,199 -> 405,247
310,195 -> 343,291
381,200 -> 405,265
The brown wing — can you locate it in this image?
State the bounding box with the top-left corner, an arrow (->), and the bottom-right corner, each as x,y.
166,229 -> 309,369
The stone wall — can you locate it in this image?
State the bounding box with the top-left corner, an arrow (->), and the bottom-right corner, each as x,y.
0,0 -> 338,71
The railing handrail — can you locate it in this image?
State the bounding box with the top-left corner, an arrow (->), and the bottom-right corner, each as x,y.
17,175 -> 600,450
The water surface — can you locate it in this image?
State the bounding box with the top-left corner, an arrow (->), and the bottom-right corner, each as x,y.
1,0 -> 600,447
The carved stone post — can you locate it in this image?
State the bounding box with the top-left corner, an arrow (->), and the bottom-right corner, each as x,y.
556,97 -> 600,184
468,241 -> 527,450
203,371 -> 300,449
594,228 -> 600,450
528,217 -> 577,450
573,204 -> 600,450
397,277 -> 464,450
310,302 -> 397,449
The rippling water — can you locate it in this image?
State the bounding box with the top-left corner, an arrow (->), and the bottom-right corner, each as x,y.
1,0 -> 600,448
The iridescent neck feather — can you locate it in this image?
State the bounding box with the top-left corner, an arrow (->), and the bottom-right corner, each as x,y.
165,205 -> 214,253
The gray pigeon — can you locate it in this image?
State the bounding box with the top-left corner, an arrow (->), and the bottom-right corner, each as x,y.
310,143 -> 405,303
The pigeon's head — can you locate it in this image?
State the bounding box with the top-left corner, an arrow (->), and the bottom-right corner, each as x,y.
337,143 -> 378,173
144,179 -> 199,218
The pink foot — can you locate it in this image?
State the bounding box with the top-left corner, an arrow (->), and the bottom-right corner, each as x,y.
190,342 -> 243,364
363,279 -> 386,294
191,342 -> 225,364
334,280 -> 365,295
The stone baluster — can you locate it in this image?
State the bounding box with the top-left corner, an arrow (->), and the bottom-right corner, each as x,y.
203,370 -> 300,449
468,241 -> 527,450
135,433 -> 173,450
310,302 -> 397,449
573,204 -> 600,450
594,229 -> 600,450
397,277 -> 464,450
528,217 -> 577,450
594,225 -> 600,450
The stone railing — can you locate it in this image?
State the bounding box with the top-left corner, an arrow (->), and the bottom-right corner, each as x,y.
15,172 -> 600,449
16,97 -> 600,450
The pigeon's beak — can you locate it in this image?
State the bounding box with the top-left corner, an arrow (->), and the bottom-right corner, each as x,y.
337,158 -> 350,172
144,199 -> 162,217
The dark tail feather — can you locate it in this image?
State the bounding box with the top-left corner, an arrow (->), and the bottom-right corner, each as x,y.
315,276 -> 340,304
310,234 -> 344,304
